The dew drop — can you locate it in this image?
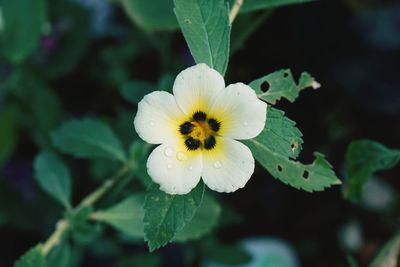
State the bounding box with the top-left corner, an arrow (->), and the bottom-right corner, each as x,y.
149,121 -> 155,126
213,161 -> 222,169
164,147 -> 174,157
167,164 -> 173,169
176,152 -> 188,161
242,121 -> 248,126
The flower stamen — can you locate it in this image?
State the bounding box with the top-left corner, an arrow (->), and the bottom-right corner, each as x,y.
179,111 -> 221,151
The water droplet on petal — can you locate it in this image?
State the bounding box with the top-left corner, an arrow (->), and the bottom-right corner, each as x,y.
167,164 -> 173,169
164,147 -> 174,157
242,121 -> 248,126
149,121 -> 155,126
176,151 -> 188,161
213,161 -> 222,169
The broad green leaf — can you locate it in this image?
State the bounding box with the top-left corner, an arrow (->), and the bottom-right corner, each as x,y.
0,104 -> 18,166
47,240 -> 71,267
245,107 -> 341,192
52,118 -> 126,162
344,140 -> 400,203
0,0 -> 47,64
174,0 -> 231,75
119,0 -> 178,31
120,80 -> 155,104
34,151 -> 72,209
92,194 -> 145,238
14,245 -> 46,267
370,233 -> 400,267
250,69 -> 320,104
175,195 -> 221,242
228,0 -> 316,13
144,182 -> 205,251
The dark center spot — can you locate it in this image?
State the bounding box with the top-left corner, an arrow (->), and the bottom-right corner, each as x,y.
185,137 -> 201,150
179,122 -> 194,135
204,135 -> 216,150
193,111 -> 207,121
208,118 -> 220,132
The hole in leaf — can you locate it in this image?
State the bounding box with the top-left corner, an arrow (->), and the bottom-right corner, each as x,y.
302,170 -> 309,179
277,165 -> 283,172
291,141 -> 298,152
260,81 -> 270,92
184,18 -> 192,24
283,72 -> 289,78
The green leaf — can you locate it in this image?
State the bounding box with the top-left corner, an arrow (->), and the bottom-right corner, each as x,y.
144,182 -> 205,251
47,240 -> 71,267
175,195 -> 221,242
120,80 -> 155,104
34,151 -> 72,209
344,140 -> 400,203
174,0 -> 231,75
369,232 -> 400,267
229,0 -> 316,13
245,107 -> 341,192
0,0 -> 47,63
0,104 -> 18,166
250,69 -> 320,105
92,194 -> 145,238
52,118 -> 126,162
14,245 -> 46,267
119,0 -> 178,31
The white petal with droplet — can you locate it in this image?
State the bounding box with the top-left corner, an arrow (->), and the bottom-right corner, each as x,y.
201,137 -> 255,193
147,142 -> 202,195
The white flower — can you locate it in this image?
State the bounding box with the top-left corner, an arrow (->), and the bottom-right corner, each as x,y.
134,63 -> 267,195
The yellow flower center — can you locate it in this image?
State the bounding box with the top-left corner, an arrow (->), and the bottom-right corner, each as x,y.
179,111 -> 221,151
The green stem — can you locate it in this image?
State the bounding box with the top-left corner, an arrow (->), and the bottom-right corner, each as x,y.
229,0 -> 244,24
42,219 -> 69,256
78,164 -> 130,208
41,164 -> 131,255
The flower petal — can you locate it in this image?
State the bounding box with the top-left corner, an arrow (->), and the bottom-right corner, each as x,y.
173,63 -> 225,116
147,141 -> 202,195
134,91 -> 185,144
209,82 -> 267,140
201,138 -> 255,193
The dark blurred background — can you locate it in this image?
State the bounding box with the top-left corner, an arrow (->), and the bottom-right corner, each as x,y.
1,0 -> 400,266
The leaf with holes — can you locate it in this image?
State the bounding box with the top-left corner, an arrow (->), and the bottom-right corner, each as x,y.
244,107 -> 341,192
174,0 -> 231,75
52,118 -> 126,163
249,69 -> 320,105
14,244 -> 46,267
143,182 -> 205,251
344,140 -> 400,203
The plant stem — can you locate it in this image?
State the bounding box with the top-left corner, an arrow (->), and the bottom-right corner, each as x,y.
41,164 -> 131,255
42,219 -> 69,255
229,0 -> 244,24
78,164 -> 130,208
